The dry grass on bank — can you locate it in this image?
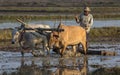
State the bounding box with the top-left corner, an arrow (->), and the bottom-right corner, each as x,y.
0,27 -> 120,42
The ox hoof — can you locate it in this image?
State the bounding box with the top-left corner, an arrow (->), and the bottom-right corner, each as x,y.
21,51 -> 24,57
31,50 -> 45,57
60,54 -> 64,58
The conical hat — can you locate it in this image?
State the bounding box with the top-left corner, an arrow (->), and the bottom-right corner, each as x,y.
84,7 -> 91,11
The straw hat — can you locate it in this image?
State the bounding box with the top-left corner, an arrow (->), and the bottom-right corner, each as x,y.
84,7 -> 91,11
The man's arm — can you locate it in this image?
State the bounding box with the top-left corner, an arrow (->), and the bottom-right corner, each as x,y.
75,16 -> 80,23
86,14 -> 93,32
89,15 -> 93,27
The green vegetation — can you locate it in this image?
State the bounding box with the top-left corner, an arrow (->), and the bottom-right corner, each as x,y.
0,7 -> 120,20
89,27 -> 120,42
0,0 -> 120,7
0,29 -> 12,42
0,15 -> 74,21
0,7 -> 119,14
90,27 -> 120,38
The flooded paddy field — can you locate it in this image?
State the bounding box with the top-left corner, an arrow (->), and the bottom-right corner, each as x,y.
0,43 -> 120,75
0,19 -> 120,75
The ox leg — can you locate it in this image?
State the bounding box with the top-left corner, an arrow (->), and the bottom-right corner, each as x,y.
30,43 -> 37,56
82,41 -> 87,55
76,44 -> 80,52
46,46 -> 50,55
72,45 -> 76,56
60,45 -> 67,57
19,42 -> 24,57
20,47 -> 24,57
43,42 -> 50,55
21,50 -> 24,57
42,39 -> 50,56
31,47 -> 34,56
42,41 -> 46,56
42,41 -> 45,53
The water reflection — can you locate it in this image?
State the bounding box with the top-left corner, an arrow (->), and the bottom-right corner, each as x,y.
0,43 -> 120,75
55,57 -> 88,75
0,54 -> 120,75
1,57 -> 88,75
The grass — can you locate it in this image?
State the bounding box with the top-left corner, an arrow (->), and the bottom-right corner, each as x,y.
90,27 -> 120,38
0,29 -> 12,42
89,27 -> 120,42
0,14 -> 120,21
0,7 -> 119,12
0,15 -> 74,21
1,7 -> 119,13
0,0 -> 120,7
0,7 -> 120,20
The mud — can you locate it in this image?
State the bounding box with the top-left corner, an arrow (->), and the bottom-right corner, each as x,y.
0,43 -> 120,75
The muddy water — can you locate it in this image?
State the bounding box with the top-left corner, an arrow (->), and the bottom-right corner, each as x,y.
0,19 -> 120,75
0,43 -> 120,75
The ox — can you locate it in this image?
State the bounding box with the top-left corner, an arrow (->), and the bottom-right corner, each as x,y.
49,23 -> 87,57
11,24 -> 50,56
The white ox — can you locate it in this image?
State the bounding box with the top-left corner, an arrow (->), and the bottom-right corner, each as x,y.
49,23 -> 87,57
11,24 -> 50,56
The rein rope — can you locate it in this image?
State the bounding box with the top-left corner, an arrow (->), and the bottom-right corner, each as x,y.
18,29 -> 26,49
18,29 -> 25,43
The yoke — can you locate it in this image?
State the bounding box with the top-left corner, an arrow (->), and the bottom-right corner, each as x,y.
16,18 -> 64,35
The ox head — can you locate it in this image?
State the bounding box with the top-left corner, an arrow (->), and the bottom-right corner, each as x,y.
48,22 -> 64,49
11,19 -> 26,44
11,27 -> 21,44
48,31 -> 61,49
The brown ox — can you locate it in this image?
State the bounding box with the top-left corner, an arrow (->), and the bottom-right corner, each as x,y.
49,23 -> 87,57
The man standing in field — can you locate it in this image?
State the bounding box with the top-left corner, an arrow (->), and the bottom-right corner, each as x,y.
75,7 -> 93,33
75,7 -> 93,50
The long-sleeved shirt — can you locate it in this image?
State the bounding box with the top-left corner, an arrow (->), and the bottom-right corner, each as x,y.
76,12 -> 93,33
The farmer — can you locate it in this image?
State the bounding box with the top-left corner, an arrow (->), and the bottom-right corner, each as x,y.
75,7 -> 93,33
75,7 -> 93,49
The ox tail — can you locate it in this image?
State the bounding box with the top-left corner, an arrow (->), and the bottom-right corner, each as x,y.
81,40 -> 87,55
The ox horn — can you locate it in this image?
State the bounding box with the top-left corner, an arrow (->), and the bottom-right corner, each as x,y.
57,22 -> 61,32
16,18 -> 28,26
56,22 -> 63,34
16,18 -> 31,29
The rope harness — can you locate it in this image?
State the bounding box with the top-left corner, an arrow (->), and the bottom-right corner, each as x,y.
18,29 -> 45,50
